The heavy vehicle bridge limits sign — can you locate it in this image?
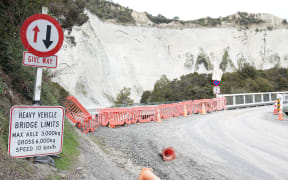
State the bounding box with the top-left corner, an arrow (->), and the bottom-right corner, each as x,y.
8,106 -> 64,158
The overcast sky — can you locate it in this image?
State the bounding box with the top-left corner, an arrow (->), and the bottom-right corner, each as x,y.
112,0 -> 288,21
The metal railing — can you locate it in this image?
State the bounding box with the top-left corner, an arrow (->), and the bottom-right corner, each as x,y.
216,91 -> 288,109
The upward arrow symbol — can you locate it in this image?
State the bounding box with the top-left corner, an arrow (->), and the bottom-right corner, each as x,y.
43,25 -> 53,49
32,26 -> 40,43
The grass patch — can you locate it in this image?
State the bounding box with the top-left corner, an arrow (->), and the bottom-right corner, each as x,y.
54,119 -> 80,170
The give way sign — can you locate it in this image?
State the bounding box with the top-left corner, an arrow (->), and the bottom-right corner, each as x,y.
20,14 -> 64,57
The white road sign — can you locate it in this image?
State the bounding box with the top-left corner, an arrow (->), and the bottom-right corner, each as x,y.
213,86 -> 221,95
23,51 -> 57,68
8,106 -> 64,158
20,14 -> 64,57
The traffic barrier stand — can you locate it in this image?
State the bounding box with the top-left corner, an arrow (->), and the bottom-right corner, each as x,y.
65,96 -> 100,133
161,147 -> 176,161
184,101 -> 193,114
211,99 -> 218,112
131,107 -> 157,123
216,97 -> 225,111
99,110 -> 109,127
139,168 -> 161,180
65,96 -> 91,124
202,99 -> 212,113
171,103 -> 180,117
192,100 -> 200,114
89,114 -> 100,132
158,104 -> 172,119
274,100 -> 278,115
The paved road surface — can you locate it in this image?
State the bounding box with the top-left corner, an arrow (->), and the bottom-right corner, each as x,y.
83,106 -> 288,179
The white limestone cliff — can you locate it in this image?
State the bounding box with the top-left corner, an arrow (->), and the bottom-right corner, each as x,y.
50,10 -> 288,107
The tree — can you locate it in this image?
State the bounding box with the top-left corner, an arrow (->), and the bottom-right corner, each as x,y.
173,16 -> 179,21
140,91 -> 151,104
114,87 -> 134,106
150,75 -> 171,102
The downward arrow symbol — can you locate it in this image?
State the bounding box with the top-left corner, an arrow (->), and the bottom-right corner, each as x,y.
43,25 -> 53,49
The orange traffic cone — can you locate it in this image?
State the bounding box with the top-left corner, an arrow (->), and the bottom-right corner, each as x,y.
201,103 -> 206,115
156,109 -> 161,122
161,147 -> 176,161
274,101 -> 278,115
279,108 -> 284,120
183,105 -> 187,117
139,168 -> 161,180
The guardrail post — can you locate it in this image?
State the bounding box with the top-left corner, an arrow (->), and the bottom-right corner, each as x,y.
243,95 -> 246,104
233,96 -> 236,105
261,94 -> 264,103
269,93 -> 272,102
252,94 -> 255,103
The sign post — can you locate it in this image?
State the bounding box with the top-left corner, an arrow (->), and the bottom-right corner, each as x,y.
213,80 -> 221,95
20,7 -> 64,104
15,7 -> 64,164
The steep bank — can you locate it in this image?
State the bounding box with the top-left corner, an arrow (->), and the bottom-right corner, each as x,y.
52,10 -> 288,107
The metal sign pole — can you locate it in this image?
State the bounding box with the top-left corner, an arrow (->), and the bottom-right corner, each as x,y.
33,67 -> 42,105
32,7 -> 48,105
32,6 -> 57,166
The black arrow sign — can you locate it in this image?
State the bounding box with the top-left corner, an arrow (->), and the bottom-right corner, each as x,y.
43,25 -> 53,49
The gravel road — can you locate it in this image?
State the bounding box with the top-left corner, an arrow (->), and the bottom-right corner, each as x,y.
74,106 -> 288,180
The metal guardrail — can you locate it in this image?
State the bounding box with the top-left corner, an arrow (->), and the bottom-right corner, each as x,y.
216,91 -> 288,109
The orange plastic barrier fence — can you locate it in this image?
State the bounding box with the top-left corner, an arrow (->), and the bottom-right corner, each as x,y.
65,96 -> 91,124
131,106 -> 157,123
65,96 -> 227,132
216,97 -> 226,111
192,100 -> 201,114
99,108 -> 133,127
64,96 -> 100,133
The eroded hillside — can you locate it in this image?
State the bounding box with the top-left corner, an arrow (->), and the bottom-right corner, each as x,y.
51,10 -> 288,107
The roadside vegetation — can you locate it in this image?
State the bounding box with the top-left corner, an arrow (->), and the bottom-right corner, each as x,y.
54,120 -> 80,170
141,65 -> 288,103
0,0 -> 81,178
85,0 -> 135,24
113,87 -> 134,107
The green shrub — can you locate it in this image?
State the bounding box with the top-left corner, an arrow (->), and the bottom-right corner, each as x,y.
114,87 -> 134,106
145,13 -> 173,24
141,66 -> 288,103
237,63 -> 257,79
140,91 -> 151,104
86,0 -> 135,24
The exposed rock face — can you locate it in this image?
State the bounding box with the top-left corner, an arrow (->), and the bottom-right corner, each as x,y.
51,10 -> 288,107
131,11 -> 153,25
